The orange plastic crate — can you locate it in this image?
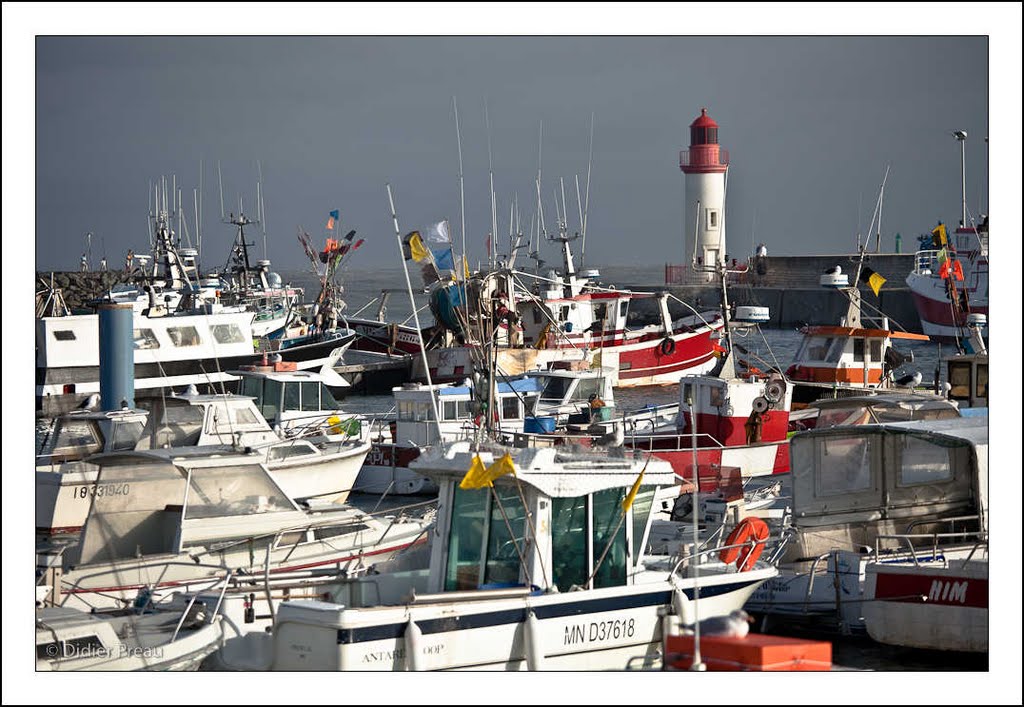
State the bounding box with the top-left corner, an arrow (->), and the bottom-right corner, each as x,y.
665,633 -> 832,671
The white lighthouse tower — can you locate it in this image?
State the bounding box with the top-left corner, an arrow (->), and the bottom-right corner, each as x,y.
680,108 -> 729,282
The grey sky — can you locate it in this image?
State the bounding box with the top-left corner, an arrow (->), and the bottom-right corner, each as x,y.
35,36 -> 988,271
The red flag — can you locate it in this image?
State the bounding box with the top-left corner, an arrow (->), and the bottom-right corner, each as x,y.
938,260 -> 951,279
952,260 -> 964,281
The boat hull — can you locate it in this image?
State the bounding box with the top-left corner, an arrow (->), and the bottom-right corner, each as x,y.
270,569 -> 772,671
862,560 -> 988,652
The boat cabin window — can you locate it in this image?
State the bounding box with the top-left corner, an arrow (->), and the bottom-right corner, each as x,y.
870,339 -> 883,363
538,375 -> 571,401
268,441 -> 318,461
37,634 -> 105,660
133,328 -> 160,350
52,330 -> 76,342
283,383 -> 300,412
619,301 -> 629,319
630,488 -> 657,565
184,464 -> 293,519
315,523 -> 370,540
591,488 -> 627,588
399,400 -> 433,422
44,419 -> 103,457
167,326 -> 201,348
815,435 -> 874,495
975,364 -> 988,400
551,495 -> 588,591
275,530 -> 307,548
137,400 -> 205,448
896,434 -> 957,486
444,485 -> 528,590
798,336 -> 838,363
441,399 -> 471,421
300,381 -> 320,411
240,377 -> 283,423
551,489 -> 630,591
109,420 -> 145,451
500,396 -> 521,420
211,323 -> 247,345
948,361 -> 972,401
320,384 -> 342,411
574,377 -> 604,402
853,338 -> 865,363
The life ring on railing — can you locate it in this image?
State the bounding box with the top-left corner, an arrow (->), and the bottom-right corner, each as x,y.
719,517 -> 770,572
660,337 -> 676,356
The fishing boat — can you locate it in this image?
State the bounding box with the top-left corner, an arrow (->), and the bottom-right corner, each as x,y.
906,131 -> 988,344
36,584 -> 228,671
744,416 -> 988,635
785,254 -> 930,407
51,448 -> 432,613
36,384 -> 370,535
356,377 -> 542,495
423,228 -> 724,388
216,442 -> 777,671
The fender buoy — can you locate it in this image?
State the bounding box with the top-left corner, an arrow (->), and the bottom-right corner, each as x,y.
660,337 -> 676,356
719,517 -> 770,572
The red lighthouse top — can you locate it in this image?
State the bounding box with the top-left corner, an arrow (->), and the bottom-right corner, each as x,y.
681,107 -> 728,174
690,108 -> 718,130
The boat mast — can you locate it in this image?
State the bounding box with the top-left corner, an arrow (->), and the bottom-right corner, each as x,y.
953,130 -> 968,228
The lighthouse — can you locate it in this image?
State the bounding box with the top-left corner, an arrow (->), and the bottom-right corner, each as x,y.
680,108 -> 729,281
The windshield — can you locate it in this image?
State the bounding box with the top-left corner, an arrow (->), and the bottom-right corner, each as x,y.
538,375 -> 571,401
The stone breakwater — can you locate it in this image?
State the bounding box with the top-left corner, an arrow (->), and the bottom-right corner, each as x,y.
37,271 -> 134,312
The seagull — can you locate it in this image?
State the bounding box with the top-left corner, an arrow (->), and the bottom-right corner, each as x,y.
681,610 -> 755,639
78,393 -> 101,411
894,371 -> 923,388
823,265 -> 842,275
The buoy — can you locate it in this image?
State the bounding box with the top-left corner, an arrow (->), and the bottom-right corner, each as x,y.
719,518 -> 770,572
660,337 -> 677,356
404,616 -> 423,671
524,610 -> 544,670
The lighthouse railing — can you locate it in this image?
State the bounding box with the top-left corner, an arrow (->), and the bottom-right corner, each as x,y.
679,148 -> 730,170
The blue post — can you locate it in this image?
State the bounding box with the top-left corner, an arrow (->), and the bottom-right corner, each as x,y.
98,303 -> 135,411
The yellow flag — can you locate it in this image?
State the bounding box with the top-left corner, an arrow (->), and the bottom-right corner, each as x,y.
482,453 -> 516,486
622,468 -> 646,512
931,223 -> 948,247
866,271 -> 885,297
534,322 -> 551,350
590,349 -> 603,370
459,455 -> 489,490
408,232 -> 430,262
463,255 -> 471,280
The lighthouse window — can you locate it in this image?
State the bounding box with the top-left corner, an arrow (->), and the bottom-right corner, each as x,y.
707,209 -> 719,230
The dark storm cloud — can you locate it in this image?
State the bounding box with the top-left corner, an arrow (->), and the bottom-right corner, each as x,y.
36,36 -> 987,271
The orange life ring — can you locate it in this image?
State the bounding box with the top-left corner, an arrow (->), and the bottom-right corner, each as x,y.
719,517 -> 770,572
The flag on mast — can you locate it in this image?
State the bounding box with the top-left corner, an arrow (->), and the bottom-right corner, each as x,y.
326,209 -> 340,230
859,266 -> 886,297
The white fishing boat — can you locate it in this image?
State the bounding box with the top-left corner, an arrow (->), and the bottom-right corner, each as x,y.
744,417 -> 987,635
53,448 -> 432,613
36,387 -> 370,534
36,585 -> 228,671
216,442 -> 776,671
357,377 -> 542,495
862,532 -> 987,652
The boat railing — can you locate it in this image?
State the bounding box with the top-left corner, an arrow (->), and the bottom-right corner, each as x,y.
625,430 -> 726,452
170,568 -> 233,642
874,520 -> 987,569
912,248 -> 951,275
58,560 -> 235,612
669,534 -> 773,577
